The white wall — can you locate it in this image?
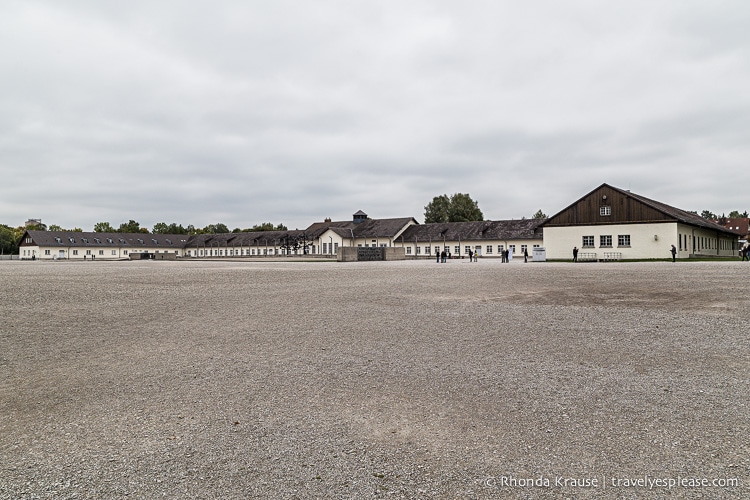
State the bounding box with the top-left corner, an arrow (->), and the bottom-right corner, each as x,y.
396,238 -> 543,258
543,223 -> 680,260
542,222 -> 736,260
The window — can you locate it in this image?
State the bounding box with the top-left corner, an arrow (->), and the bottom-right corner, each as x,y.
111,250 -> 117,255
521,244 -> 528,254
465,246 -> 471,254
618,235 -> 631,247
406,246 -> 412,254
426,246 -> 431,254
509,245 -> 516,253
86,250 -> 91,255
600,206 -> 611,216
582,236 -> 594,247
454,246 -> 460,254
498,245 -> 504,253
322,243 -> 327,253
600,235 -> 612,247
73,250 -> 78,255
334,243 -> 339,252
486,245 -> 492,254
45,249 -> 50,255
99,250 -> 104,255
416,246 -> 421,255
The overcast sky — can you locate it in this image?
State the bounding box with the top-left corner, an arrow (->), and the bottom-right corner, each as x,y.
2,1 -> 749,231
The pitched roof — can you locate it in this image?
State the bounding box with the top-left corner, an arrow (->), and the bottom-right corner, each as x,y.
306,217 -> 417,239
607,184 -> 737,234
21,230 -> 188,248
398,219 -> 545,242
543,183 -> 738,235
185,230 -> 309,247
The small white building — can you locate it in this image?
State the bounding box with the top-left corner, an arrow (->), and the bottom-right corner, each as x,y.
542,184 -> 740,260
18,231 -> 188,260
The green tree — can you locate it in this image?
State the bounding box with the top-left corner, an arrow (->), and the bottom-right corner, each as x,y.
700,210 -> 717,220
728,210 -> 749,218
152,222 -> 188,234
118,220 -> 146,233
424,194 -> 451,223
532,209 -> 548,219
447,193 -> 483,222
202,223 -> 229,234
425,193 -> 483,223
94,222 -> 115,232
0,224 -> 19,254
245,222 -> 288,232
48,224 -> 82,232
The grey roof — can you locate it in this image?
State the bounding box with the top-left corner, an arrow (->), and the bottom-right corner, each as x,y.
305,217 -> 417,239
611,185 -> 737,234
185,230 -> 309,247
22,230 -> 188,248
543,183 -> 736,235
398,219 -> 546,242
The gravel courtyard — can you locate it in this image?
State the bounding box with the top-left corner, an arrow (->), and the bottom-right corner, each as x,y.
1,259 -> 748,499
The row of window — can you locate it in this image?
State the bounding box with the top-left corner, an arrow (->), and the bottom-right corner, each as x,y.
405,244 -> 541,255
582,235 -> 630,248
46,237 -> 181,246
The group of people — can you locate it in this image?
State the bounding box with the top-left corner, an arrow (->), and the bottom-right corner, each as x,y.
434,248 -> 529,263
436,250 -> 451,263
573,244 -> 682,262
500,248 -> 512,263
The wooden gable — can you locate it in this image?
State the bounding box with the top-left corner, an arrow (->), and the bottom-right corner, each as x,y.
545,184 -> 676,227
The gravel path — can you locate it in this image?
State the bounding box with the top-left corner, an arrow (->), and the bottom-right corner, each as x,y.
1,259 -> 748,498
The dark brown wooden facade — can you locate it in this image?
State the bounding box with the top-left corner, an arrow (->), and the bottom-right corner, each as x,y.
545,184 -> 675,227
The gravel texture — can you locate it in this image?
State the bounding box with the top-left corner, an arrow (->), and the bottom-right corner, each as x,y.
1,259 -> 748,499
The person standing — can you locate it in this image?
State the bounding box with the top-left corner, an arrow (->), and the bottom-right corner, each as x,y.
523,247 -> 528,263
573,246 -> 578,262
468,249 -> 473,262
436,248 -> 440,263
670,244 -> 677,262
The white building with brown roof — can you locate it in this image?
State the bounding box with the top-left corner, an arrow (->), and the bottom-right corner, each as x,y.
542,183 -> 740,260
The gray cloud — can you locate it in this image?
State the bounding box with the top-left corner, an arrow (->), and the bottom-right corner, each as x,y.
2,1 -> 750,231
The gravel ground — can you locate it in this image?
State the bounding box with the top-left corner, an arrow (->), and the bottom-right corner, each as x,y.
1,259 -> 748,499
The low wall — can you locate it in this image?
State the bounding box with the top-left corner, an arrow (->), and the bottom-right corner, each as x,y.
337,247 -> 406,262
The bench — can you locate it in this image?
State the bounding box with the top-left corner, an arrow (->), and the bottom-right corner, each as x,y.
578,252 -> 597,262
601,252 -> 622,262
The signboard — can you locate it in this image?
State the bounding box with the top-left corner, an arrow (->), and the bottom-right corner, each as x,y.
357,247 -> 385,261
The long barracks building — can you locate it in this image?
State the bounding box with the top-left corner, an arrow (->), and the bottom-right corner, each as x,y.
18,184 -> 741,261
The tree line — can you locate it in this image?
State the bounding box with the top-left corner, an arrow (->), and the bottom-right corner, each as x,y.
424,193 -> 547,223
0,220 -> 288,254
1,201 -> 746,255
